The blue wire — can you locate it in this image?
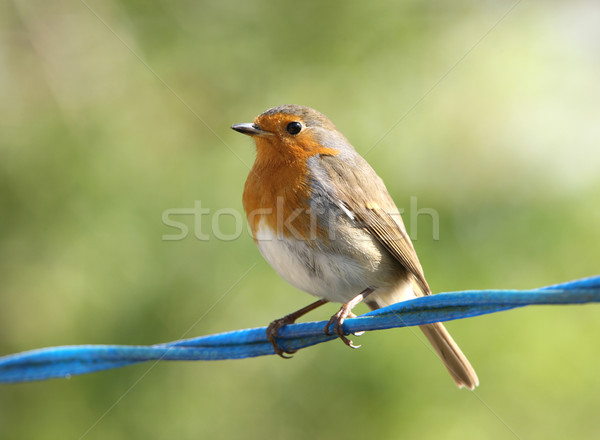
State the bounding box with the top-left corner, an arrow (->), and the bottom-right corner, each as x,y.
1,276 -> 599,384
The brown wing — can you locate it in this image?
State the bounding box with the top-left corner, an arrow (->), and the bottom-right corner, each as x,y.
318,154 -> 431,295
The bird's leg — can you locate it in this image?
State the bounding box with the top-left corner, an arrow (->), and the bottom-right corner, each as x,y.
267,299 -> 329,358
324,288 -> 374,349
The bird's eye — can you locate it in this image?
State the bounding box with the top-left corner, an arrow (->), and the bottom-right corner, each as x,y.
286,121 -> 302,135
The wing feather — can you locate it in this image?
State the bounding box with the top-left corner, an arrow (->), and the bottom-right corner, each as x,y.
317,155 -> 431,294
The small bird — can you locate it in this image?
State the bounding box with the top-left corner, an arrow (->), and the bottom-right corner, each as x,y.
231,105 -> 478,389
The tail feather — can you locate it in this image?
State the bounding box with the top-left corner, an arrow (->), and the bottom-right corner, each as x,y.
365,286 -> 479,390
419,322 -> 479,390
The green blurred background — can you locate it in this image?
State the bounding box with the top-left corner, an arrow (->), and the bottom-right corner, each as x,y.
1,0 -> 599,438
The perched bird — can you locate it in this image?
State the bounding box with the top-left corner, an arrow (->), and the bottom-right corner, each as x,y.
231,105 -> 478,389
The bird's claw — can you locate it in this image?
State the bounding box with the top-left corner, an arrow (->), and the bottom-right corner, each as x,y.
324,307 -> 361,349
267,316 -> 298,358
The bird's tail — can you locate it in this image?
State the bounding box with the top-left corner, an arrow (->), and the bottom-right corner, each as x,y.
366,285 -> 479,390
418,322 -> 479,390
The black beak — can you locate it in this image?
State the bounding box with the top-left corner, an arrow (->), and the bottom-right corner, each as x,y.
231,123 -> 270,137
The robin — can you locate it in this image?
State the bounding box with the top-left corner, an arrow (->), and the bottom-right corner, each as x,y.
231,104 -> 478,389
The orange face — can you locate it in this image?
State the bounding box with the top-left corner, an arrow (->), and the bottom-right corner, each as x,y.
251,112 -> 338,163
238,110 -> 339,241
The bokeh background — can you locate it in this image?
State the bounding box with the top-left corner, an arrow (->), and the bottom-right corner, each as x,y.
1,1 -> 600,438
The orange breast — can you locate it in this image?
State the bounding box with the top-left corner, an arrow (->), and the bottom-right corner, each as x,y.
243,136 -> 338,241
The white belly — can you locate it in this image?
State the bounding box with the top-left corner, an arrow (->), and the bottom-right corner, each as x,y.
254,219 -> 408,304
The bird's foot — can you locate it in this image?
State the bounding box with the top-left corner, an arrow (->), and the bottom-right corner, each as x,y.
324,288 -> 374,348
324,306 -> 361,349
266,315 -> 298,359
266,299 -> 329,359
